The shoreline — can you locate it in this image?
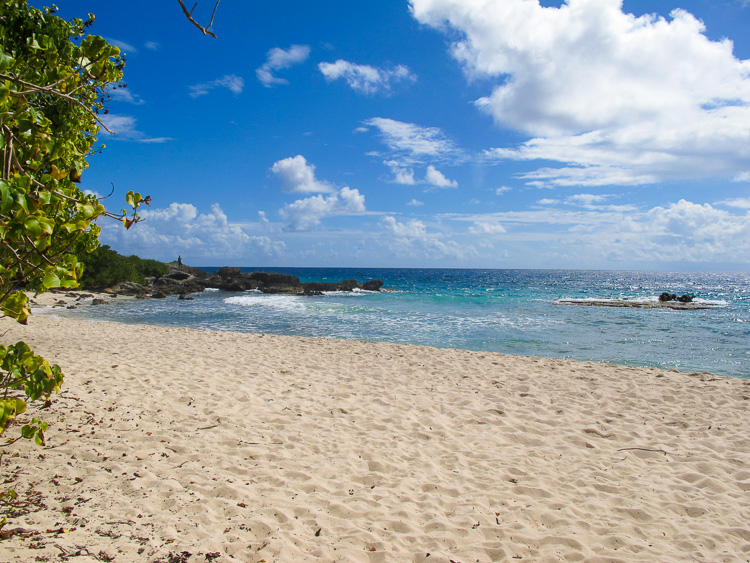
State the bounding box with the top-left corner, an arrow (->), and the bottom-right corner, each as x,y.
1,315 -> 749,561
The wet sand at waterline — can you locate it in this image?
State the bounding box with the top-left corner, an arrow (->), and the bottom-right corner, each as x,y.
1,314 -> 749,562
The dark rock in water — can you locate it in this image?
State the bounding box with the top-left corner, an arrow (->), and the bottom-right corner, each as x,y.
91,298 -> 109,305
151,291 -> 167,299
178,293 -> 194,301
249,271 -> 302,287
168,271 -> 191,281
67,305 -> 77,309
361,280 -> 385,291
302,282 -> 338,294
337,279 -> 359,291
659,292 -> 694,303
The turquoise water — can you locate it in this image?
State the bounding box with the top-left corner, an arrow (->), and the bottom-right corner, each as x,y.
60,268 -> 750,378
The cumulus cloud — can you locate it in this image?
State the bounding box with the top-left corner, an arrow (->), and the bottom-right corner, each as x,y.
381,216 -> 475,260
384,160 -> 416,185
410,0 -> 750,187
271,155 -> 335,194
382,216 -> 428,238
279,187 -> 366,230
407,199 -> 424,206
495,187 -> 512,195
256,44 -> 310,87
425,165 -> 458,188
100,114 -> 172,143
319,60 -> 416,94
189,75 -> 244,98
100,202 -> 286,261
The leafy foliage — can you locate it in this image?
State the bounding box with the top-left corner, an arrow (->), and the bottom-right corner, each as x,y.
77,245 -> 168,289
0,2 -> 145,446
0,341 -> 61,446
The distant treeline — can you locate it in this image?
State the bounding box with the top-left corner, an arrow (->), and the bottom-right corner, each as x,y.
77,246 -> 169,289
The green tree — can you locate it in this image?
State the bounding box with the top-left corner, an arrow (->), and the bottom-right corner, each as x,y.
0,1 -> 145,446
77,245 -> 168,289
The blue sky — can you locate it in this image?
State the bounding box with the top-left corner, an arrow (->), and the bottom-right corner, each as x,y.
43,0 -> 750,269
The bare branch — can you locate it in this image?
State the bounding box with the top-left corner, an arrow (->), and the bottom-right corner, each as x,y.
177,0 -> 220,38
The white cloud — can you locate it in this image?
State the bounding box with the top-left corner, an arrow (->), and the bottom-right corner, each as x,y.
425,165 -> 458,188
448,199 -> 750,264
100,203 -> 286,262
279,187 -> 366,230
384,160 -> 416,185
100,114 -> 172,143
110,88 -> 144,105
189,75 -> 244,98
410,0 -> 750,187
364,117 -> 458,159
271,155 -> 335,194
468,221 -> 506,234
144,41 -> 159,51
381,216 -> 475,260
716,197 -> 750,209
319,60 -> 416,94
256,44 -> 310,87
537,198 -> 560,205
495,186 -> 512,195
407,199 -> 424,206
382,216 -> 427,238
733,171 -> 750,182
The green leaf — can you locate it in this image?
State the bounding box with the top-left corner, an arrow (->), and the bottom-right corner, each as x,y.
24,216 -> 42,238
2,292 -> 29,324
0,51 -> 14,73
0,181 -> 12,212
42,272 -> 61,289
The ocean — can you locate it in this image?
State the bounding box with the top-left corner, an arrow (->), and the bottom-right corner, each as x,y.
60,268 -> 750,379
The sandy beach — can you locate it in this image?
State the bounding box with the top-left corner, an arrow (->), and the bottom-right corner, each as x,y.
1,312 -> 749,562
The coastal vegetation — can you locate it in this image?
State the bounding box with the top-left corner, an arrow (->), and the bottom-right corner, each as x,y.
77,245 -> 168,289
0,2 -> 146,470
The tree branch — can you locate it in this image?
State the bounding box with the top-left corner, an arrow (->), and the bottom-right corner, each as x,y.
177,0 -> 220,38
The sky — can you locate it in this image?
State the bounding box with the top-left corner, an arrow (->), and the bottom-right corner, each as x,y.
38,0 -> 750,270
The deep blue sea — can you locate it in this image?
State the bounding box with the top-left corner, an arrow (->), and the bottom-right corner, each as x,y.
61,268 -> 750,379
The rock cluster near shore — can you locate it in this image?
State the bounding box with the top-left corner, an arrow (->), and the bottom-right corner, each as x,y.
102,265 -> 385,298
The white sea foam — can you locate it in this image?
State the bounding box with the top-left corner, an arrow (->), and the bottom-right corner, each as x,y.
224,294 -> 306,311
203,288 -> 221,292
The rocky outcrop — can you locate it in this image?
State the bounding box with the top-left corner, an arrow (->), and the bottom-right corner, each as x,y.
659,292 -> 694,303
361,280 -> 385,291
102,263 -> 386,298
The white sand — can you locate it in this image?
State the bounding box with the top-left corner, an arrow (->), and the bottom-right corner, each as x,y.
1,314 -> 749,562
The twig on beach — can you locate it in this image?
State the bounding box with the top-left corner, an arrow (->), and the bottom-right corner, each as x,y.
105,519 -> 135,525
237,440 -> 283,446
197,423 -> 220,430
